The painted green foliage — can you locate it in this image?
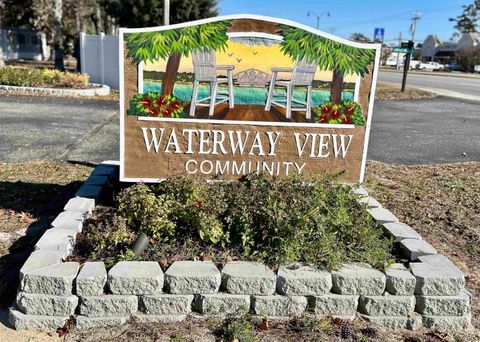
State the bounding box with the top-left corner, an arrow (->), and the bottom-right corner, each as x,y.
279,25 -> 376,76
125,21 -> 231,64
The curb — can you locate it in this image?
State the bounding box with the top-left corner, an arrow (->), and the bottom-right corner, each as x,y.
0,84 -> 110,97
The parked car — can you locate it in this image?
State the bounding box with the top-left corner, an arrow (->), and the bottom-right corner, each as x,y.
416,62 -> 444,72
473,65 -> 480,74
409,60 -> 421,69
444,63 -> 463,72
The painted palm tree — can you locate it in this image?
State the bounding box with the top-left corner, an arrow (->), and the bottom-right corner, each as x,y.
125,21 -> 231,96
280,26 -> 376,104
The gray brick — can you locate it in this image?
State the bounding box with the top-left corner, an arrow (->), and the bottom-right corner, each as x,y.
221,261 -> 276,295
108,261 -> 163,295
417,254 -> 461,272
276,265 -> 332,296
21,262 -> 79,295
9,307 -> 69,330
331,263 -> 386,295
311,293 -> 359,316
75,315 -> 128,329
351,186 -> 368,196
400,239 -> 437,261
140,294 -> 194,315
382,222 -> 422,242
165,261 -> 221,294
16,292 -> 78,316
79,295 -> 138,317
51,211 -> 85,233
63,197 -> 95,215
358,293 -> 415,316
194,293 -> 250,315
19,250 -> 62,281
76,262 -> 107,296
385,263 -> 416,295
416,290 -> 470,316
360,313 -> 422,330
75,185 -> 103,203
251,295 -> 308,316
410,262 -> 464,296
422,313 -> 472,331
366,207 -> 399,224
357,196 -> 382,208
34,228 -> 76,260
132,313 -> 186,323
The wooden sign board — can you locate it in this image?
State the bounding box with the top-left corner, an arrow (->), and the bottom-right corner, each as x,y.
120,15 -> 381,183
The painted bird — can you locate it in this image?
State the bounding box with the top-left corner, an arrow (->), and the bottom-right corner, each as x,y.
228,53 -> 234,57
236,58 -> 242,63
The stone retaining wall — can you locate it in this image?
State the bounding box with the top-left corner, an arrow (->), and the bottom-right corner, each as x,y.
8,162 -> 473,331
0,83 -> 110,96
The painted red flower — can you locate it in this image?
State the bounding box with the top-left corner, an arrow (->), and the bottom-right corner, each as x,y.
162,107 -> 172,117
140,97 -> 152,108
344,105 -> 355,116
170,101 -> 181,110
319,114 -> 328,123
321,105 -> 332,115
149,107 -> 159,117
331,108 -> 341,120
156,96 -> 167,107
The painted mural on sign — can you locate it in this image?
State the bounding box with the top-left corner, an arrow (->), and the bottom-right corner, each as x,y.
120,15 -> 381,183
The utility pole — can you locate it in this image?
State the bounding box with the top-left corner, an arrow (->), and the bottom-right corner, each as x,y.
307,11 -> 330,30
393,32 -> 402,70
410,11 -> 422,43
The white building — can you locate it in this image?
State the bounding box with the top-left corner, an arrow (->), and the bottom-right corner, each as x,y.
421,32 -> 480,63
0,27 -> 50,61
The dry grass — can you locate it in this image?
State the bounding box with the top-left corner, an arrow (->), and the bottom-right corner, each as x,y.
375,82 -> 436,100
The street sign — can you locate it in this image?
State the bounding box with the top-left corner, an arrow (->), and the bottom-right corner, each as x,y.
373,28 -> 385,42
392,47 -> 415,53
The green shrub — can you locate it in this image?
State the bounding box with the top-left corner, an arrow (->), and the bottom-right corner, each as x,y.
0,66 -> 89,88
224,315 -> 258,342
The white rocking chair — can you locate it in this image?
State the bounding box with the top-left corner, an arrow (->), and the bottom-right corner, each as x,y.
265,58 -> 318,119
189,48 -> 235,117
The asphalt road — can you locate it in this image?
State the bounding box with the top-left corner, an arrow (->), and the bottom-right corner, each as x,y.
0,94 -> 479,165
378,70 -> 480,99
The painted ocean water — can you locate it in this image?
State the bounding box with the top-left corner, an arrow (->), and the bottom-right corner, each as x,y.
143,82 -> 353,107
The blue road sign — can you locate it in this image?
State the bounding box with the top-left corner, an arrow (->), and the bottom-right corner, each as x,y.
374,28 -> 385,42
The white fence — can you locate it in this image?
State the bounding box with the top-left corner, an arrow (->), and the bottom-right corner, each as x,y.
80,33 -> 119,89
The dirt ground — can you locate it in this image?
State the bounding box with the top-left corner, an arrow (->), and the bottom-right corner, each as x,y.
0,160 -> 478,341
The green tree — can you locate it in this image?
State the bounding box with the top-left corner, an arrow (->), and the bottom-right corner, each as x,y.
350,32 -> 370,42
125,20 -> 230,96
449,0 -> 480,33
280,26 -> 375,104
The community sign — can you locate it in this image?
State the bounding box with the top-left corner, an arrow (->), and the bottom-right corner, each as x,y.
119,15 -> 381,183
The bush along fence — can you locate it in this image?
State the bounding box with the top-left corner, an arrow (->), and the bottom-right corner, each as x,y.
9,162 -> 473,331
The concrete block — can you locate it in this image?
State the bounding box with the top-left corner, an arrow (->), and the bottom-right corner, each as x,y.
132,313 -> 186,323
331,263 -> 386,295
357,196 -> 382,208
140,294 -> 194,315
91,165 -> 117,179
221,261 -> 276,295
276,265 -> 332,296
165,261 -> 221,294
422,313 -> 472,331
21,262 -> 79,295
358,293 -> 415,316
311,293 -> 359,316
75,185 -> 103,203
194,293 -> 250,315
360,313 -> 422,330
51,211 -> 85,233
400,239 -> 437,261
63,197 -> 95,215
410,262 -> 464,296
351,186 -> 368,196
385,263 -> 416,295
251,295 -> 308,317
108,261 -> 163,295
19,250 -> 62,281
382,222 -> 422,242
16,292 -> 78,316
416,290 -> 470,316
417,254 -> 461,272
79,295 -> 138,317
34,228 -> 76,260
76,262 -> 107,296
9,307 -> 69,330
366,207 -> 399,224
85,175 -> 110,187
75,315 -> 128,329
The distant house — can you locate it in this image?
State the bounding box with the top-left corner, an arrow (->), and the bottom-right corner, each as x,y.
0,27 -> 50,61
234,68 -> 270,87
421,32 -> 480,64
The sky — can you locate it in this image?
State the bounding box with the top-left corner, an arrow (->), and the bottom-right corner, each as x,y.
217,0 -> 470,45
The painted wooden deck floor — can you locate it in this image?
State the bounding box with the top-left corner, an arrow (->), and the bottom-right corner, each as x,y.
184,103 -> 316,123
